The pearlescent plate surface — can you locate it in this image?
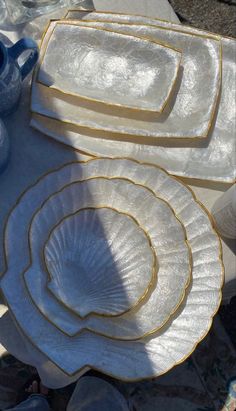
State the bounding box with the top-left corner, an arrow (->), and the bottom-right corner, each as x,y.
39,22 -> 181,113
32,19 -> 221,140
31,17 -> 235,182
25,176 -> 190,339
1,158 -> 223,379
44,207 -> 156,318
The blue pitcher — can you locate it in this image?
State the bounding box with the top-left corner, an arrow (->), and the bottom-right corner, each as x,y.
0,119 -> 10,174
0,37 -> 38,116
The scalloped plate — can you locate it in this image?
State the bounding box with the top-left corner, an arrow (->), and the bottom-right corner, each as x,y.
1,158 -> 223,379
32,19 -> 221,141
38,22 -> 182,113
24,176 -> 190,339
44,207 -> 157,318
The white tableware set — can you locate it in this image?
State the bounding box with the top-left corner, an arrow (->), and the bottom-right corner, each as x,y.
1,9 -> 232,380
0,157 -> 224,379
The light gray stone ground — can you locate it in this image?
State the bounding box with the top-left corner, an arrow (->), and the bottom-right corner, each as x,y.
170,0 -> 236,36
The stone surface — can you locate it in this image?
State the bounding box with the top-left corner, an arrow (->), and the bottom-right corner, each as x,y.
170,0 -> 236,37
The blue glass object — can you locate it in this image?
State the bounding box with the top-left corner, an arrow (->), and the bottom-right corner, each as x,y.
0,119 -> 10,174
0,37 -> 38,116
5,0 -> 66,24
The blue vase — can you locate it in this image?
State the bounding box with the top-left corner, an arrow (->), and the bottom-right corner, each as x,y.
0,119 -> 10,174
0,37 -> 38,117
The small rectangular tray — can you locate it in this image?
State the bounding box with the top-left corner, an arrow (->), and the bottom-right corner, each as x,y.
38,22 -> 182,113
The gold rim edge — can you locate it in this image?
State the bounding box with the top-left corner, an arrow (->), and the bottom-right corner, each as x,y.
31,109 -> 212,142
65,9 -> 235,40
30,114 -> 236,184
0,157 -> 224,380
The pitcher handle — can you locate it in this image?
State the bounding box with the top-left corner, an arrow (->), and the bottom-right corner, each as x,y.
8,38 -> 39,80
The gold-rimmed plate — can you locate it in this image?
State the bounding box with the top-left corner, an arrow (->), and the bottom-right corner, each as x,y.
1,158 -> 223,379
44,206 -> 157,318
24,176 -> 190,339
38,22 -> 182,114
32,19 -> 221,141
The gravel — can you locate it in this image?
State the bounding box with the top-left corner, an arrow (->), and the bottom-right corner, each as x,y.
169,0 -> 236,37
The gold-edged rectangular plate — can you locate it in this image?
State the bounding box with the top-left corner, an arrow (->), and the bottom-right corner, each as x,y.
38,22 -> 182,114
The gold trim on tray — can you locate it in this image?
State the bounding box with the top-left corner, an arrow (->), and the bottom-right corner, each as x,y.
22,177 -> 191,339
72,16 -> 221,41
0,158 -> 224,380
30,112 -> 235,185
32,18 -> 222,141
65,9 -> 235,41
37,21 -> 182,114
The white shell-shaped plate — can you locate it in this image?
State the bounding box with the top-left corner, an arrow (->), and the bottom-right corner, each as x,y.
1,158 -> 223,379
39,23 -> 181,113
24,176 -> 190,339
44,207 -> 156,317
31,17 -> 236,183
32,19 -> 221,140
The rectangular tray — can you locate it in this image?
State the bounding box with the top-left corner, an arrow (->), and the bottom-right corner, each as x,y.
38,22 -> 182,113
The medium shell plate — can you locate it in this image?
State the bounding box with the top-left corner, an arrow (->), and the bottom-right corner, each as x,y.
24,176 -> 190,338
1,158 -> 223,378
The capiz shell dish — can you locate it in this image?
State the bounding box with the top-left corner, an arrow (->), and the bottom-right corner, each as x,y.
44,207 -> 157,318
24,176 -> 190,339
39,23 -> 182,113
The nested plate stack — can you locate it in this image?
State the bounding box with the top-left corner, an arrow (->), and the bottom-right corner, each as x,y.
30,10 -> 236,183
0,158 -> 224,379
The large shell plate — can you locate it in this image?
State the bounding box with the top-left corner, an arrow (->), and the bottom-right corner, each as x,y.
1,158 -> 223,378
44,207 -> 156,317
32,19 -> 221,140
24,176 -> 190,339
31,16 -> 236,183
39,23 -> 181,113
